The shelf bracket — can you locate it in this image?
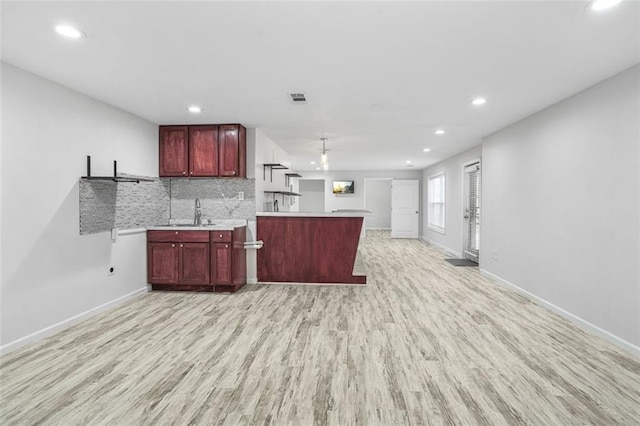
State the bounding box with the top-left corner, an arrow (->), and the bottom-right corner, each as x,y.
263,164 -> 289,182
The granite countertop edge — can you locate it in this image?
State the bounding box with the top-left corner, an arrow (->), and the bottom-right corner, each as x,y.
147,225 -> 242,231
256,211 -> 372,218
147,219 -> 248,231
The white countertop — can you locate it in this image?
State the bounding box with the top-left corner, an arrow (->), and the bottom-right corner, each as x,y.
256,210 -> 371,218
148,219 -> 247,231
147,224 -> 240,231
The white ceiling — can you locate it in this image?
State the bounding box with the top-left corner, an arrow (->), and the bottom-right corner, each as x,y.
2,1 -> 639,171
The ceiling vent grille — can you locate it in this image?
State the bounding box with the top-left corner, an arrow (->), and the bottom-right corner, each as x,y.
289,93 -> 307,104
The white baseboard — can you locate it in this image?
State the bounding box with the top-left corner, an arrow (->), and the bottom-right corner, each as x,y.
480,269 -> 639,356
247,277 -> 258,285
421,237 -> 462,258
0,287 -> 149,356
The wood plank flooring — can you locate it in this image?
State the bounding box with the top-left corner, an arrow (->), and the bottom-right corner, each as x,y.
1,231 -> 638,425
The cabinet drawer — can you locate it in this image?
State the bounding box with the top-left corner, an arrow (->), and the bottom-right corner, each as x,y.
210,230 -> 232,243
148,230 -> 210,243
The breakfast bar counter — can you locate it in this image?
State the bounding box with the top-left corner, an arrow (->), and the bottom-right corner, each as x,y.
256,212 -> 367,284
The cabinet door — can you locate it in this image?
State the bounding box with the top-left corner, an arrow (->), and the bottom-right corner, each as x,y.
218,124 -> 241,177
148,243 -> 179,284
160,126 -> 189,177
212,243 -> 232,284
189,126 -> 218,177
179,243 -> 210,284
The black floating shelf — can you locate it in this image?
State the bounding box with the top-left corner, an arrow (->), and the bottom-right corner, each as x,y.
264,191 -> 301,196
284,172 -> 302,187
264,190 -> 301,205
81,155 -> 155,183
81,176 -> 155,183
263,163 -> 289,182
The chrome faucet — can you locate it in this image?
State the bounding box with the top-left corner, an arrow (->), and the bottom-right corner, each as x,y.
194,198 -> 202,225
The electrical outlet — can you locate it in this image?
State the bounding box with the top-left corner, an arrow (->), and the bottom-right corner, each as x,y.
108,265 -> 116,276
491,251 -> 499,261
238,191 -> 244,200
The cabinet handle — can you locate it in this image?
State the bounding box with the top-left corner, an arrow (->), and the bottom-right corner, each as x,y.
225,245 -> 228,248
219,234 -> 223,238
231,171 -> 235,175
171,244 -> 175,247
182,172 -> 186,175
180,244 -> 184,247
190,172 -> 193,175
175,231 -> 179,235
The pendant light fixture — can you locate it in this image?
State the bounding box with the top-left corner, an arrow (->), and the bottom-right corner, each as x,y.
320,137 -> 329,171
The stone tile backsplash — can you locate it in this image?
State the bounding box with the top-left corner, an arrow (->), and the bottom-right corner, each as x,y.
80,179 -> 170,235
79,180 -> 117,233
79,178 -> 255,235
168,178 -> 255,223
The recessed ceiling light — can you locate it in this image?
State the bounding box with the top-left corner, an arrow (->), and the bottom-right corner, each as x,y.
406,160 -> 412,164
310,161 -> 316,165
589,0 -> 623,11
423,148 -> 431,152
187,106 -> 203,113
435,129 -> 445,135
471,97 -> 487,106
316,167 -> 321,170
55,24 -> 85,39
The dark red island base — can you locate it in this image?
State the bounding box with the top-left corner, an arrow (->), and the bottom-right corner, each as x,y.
257,214 -> 366,284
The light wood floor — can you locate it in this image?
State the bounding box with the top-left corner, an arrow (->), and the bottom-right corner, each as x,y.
1,231 -> 638,425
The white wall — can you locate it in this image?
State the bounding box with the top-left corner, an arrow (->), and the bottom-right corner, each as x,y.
1,63 -> 158,351
364,179 -> 392,229
252,129 -> 299,213
422,146 -> 482,256
301,170 -> 422,214
482,64 -> 639,349
0,61 -> 3,344
298,179 -> 325,212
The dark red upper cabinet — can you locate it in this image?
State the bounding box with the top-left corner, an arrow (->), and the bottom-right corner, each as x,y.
218,124 -> 246,178
160,124 -> 246,178
159,126 -> 189,177
189,125 -> 219,177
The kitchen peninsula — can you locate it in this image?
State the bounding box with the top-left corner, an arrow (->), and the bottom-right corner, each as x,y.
256,212 -> 367,284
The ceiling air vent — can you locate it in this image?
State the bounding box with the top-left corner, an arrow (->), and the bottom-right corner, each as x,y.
289,93 -> 307,104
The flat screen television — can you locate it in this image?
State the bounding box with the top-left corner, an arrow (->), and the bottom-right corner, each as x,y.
332,180 -> 355,194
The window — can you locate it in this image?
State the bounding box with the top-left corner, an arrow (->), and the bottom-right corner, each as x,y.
428,172 -> 445,233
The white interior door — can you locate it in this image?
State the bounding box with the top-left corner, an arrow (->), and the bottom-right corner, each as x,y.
391,179 -> 419,238
463,162 -> 481,263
